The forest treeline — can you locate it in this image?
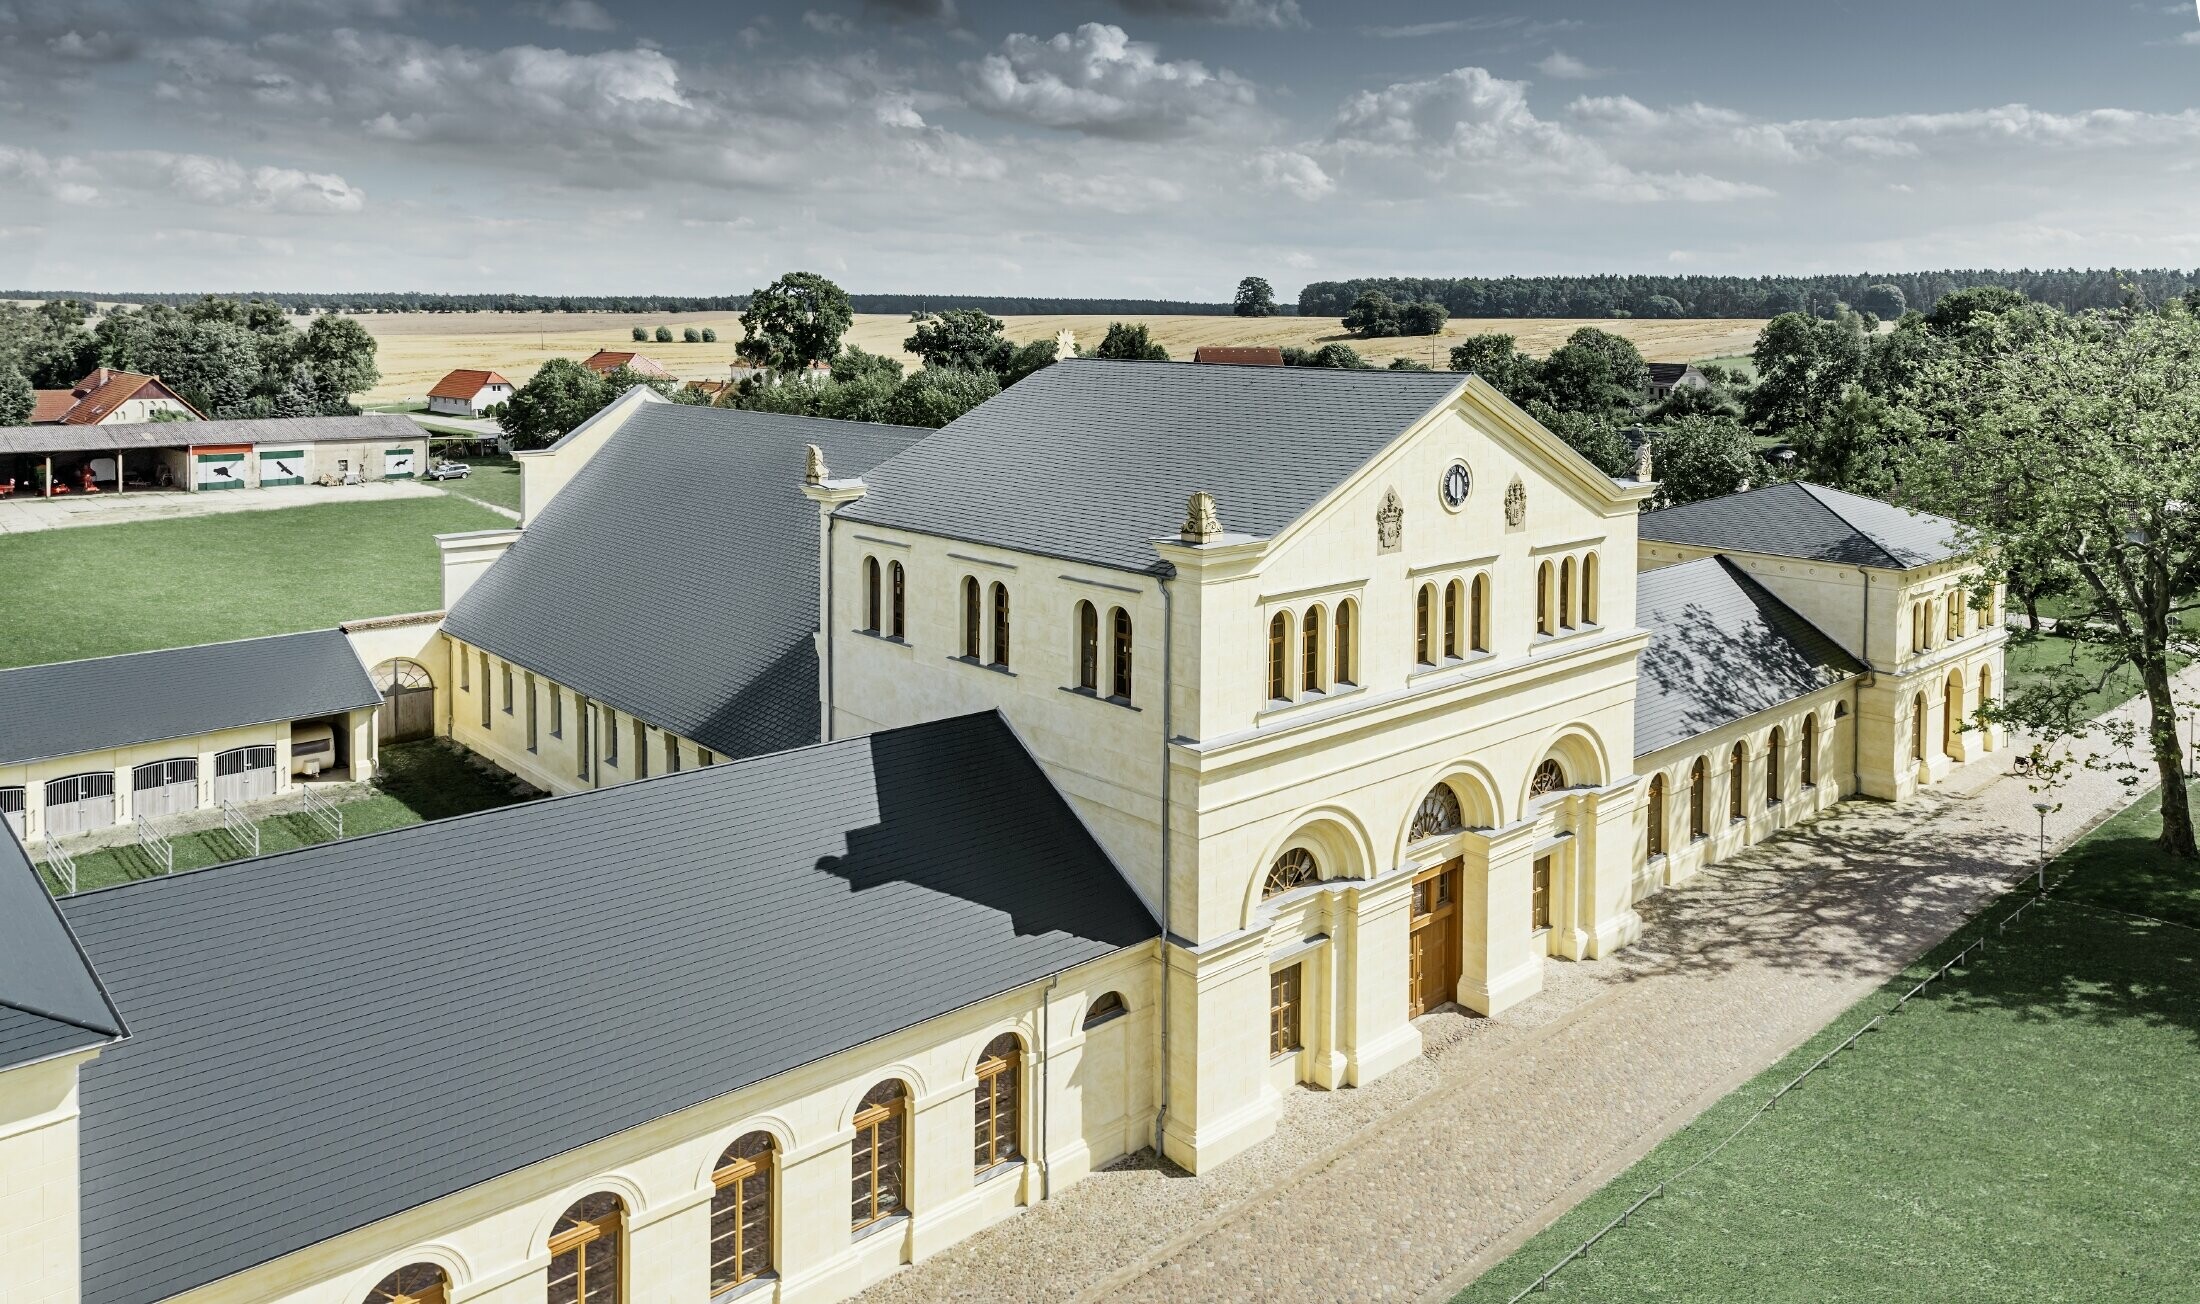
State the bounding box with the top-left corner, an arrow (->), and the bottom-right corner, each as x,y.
0,291 -> 1255,316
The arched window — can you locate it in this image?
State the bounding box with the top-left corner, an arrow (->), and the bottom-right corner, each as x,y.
1689,758 -> 1708,839
1559,557 -> 1576,629
1075,601 -> 1099,691
1911,692 -> 1927,762
863,557 -> 881,633
1262,847 -> 1320,899
365,1263 -> 449,1304
1766,726 -> 1784,806
1979,663 -> 1993,709
1411,783 -> 1463,841
1470,573 -> 1489,652
1111,607 -> 1134,700
1415,584 -> 1434,665
1801,713 -> 1818,786
548,1193 -> 624,1304
990,582 -> 1011,667
1334,598 -> 1357,686
889,561 -> 906,638
1646,774 -> 1666,857
1911,602 -> 1927,653
1582,553 -> 1599,625
1530,759 -> 1566,797
1443,580 -> 1463,658
851,1080 -> 908,1230
1945,671 -> 1963,757
974,1032 -> 1022,1171
1083,991 -> 1128,1028
1536,562 -> 1553,634
962,577 -> 981,658
710,1132 -> 775,1293
1267,612 -> 1290,701
1946,595 -> 1961,642
1302,604 -> 1325,694
1728,741 -> 1747,821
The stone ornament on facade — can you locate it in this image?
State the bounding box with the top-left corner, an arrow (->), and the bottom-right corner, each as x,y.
1182,490 -> 1223,544
1505,476 -> 1527,528
1634,440 -> 1655,483
804,443 -> 828,485
1377,487 -> 1404,552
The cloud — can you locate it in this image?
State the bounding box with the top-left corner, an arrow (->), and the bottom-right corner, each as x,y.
47,28 -> 140,61
1252,149 -> 1333,199
968,22 -> 1256,139
865,0 -> 957,22
1112,0 -> 1306,30
1038,170 -> 1186,214
125,151 -> 368,213
0,145 -> 100,204
1359,15 -> 1581,39
1534,50 -> 1607,80
520,0 -> 616,32
804,10 -> 856,36
1572,95 -> 2200,166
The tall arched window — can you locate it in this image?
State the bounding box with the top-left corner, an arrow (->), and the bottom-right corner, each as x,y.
863,557 -> 881,633
1530,759 -> 1566,797
1075,601 -> 1099,691
1334,599 -> 1357,686
989,582 -> 1011,667
1415,584 -> 1434,665
1411,783 -> 1463,841
1443,580 -> 1463,658
1689,758 -> 1708,839
1801,713 -> 1818,787
974,1032 -> 1022,1171
962,577 -> 981,658
851,1080 -> 908,1230
1946,595 -> 1961,642
1911,692 -> 1927,762
1470,573 -> 1489,652
1301,604 -> 1324,694
1559,557 -> 1576,629
1582,553 -> 1599,625
889,561 -> 906,638
1766,726 -> 1784,806
1728,741 -> 1748,821
1536,562 -> 1553,634
547,1193 -> 624,1304
1262,847 -> 1319,899
366,1263 -> 449,1304
710,1132 -> 775,1293
1646,774 -> 1666,857
1979,663 -> 1993,710
1267,612 -> 1290,701
1111,607 -> 1134,700
1944,671 -> 1963,757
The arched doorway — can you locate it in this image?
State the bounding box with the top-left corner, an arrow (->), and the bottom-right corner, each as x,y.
373,659 -> 435,744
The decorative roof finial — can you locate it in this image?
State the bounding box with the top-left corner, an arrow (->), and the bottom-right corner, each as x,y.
1055,328 -> 1078,358
1634,438 -> 1655,483
1182,491 -> 1223,544
804,444 -> 828,486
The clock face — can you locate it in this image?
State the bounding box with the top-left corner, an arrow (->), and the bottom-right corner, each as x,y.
1441,461 -> 1472,509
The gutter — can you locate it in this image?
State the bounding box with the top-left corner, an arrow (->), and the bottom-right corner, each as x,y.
1040,970 -> 1060,1199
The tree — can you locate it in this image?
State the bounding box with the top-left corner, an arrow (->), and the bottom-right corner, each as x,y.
1902,303 -> 2200,856
1531,407 -> 1633,478
1788,388 -> 1896,496
830,346 -> 905,386
1447,333 -> 1542,402
1746,311 -> 1865,436
654,325 -> 674,343
1539,327 -> 1648,418
1398,300 -> 1449,336
271,362 -> 321,418
683,327 -> 702,343
1925,285 -> 2027,334
1343,290 -> 1401,338
1234,276 -> 1277,318
1387,357 -> 1433,371
1858,283 -> 1907,319
1281,342 -> 1371,369
998,336 -> 1060,386
293,314 -> 380,411
1641,294 -> 1685,319
499,358 -> 608,449
1646,415 -> 1757,507
700,327 -> 717,343
632,326 -> 649,342
886,366 -> 1000,428
1095,322 -> 1169,361
0,365 -> 30,426
904,309 -> 1012,372
737,271 -> 854,374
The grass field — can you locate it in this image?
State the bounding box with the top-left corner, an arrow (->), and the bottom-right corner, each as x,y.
1457,784 -> 2200,1303
2002,628 -> 2190,724
0,494 -> 506,668
352,311 -> 1769,404
45,739 -> 539,894
436,455 -> 523,513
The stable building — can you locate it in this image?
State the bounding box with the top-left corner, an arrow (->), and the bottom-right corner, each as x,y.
0,414 -> 429,499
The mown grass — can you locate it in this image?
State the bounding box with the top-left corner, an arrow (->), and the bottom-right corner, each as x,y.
1456,784 -> 2200,1303
433,455 -> 523,512
0,495 -> 506,668
2000,628 -> 2190,725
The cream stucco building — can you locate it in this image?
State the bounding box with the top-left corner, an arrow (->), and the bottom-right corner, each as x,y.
0,361 -> 2000,1304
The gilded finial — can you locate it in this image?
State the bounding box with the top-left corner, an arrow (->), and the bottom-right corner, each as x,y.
1182,491 -> 1222,543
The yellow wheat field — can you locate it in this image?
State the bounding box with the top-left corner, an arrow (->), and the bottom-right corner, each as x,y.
353,311 -> 1767,404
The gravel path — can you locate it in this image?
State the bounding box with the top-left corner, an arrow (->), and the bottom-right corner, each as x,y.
855,672 -> 2192,1304
0,479 -> 447,533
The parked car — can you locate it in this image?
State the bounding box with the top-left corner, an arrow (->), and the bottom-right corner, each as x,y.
424,460 -> 472,481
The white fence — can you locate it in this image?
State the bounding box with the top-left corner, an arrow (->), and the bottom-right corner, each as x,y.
217,801 -> 260,859
297,783 -> 344,840
136,814 -> 176,877
38,835 -> 77,895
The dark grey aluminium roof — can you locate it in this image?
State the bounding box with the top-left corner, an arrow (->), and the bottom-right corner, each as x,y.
840,357 -> 1469,574
0,629 -> 382,766
1639,480 -> 1962,570
1634,556 -> 1865,756
63,711 -> 1154,1304
0,830 -> 125,1072
443,401 -> 930,761
0,413 -> 425,457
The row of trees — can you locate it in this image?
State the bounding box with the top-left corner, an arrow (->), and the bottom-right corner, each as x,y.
0,290 -> 1254,317
1342,290 -> 1450,339
0,297 -> 379,425
631,326 -> 719,344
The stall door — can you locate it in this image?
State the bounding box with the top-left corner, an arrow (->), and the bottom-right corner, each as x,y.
213,746 -> 279,804
382,446 -> 418,479
131,758 -> 200,819
1,787 -> 23,839
258,448 -> 306,487
44,773 -> 116,837
193,445 -> 250,491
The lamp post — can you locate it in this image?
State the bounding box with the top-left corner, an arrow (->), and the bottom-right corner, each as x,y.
2031,801 -> 2052,893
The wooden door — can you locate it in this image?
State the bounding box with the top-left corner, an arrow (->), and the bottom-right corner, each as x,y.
1408,859 -> 1460,1017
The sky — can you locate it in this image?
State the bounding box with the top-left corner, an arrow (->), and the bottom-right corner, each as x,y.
2,0 -> 2199,299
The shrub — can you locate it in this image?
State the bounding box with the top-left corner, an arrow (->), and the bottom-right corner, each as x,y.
683,327 -> 701,343
632,326 -> 648,342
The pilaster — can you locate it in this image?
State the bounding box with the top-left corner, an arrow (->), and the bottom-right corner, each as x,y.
1458,821 -> 1544,1015
1337,869 -> 1422,1086
1158,928 -> 1276,1173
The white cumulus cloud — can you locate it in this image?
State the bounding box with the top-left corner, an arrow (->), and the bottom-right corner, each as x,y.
968,23 -> 1257,140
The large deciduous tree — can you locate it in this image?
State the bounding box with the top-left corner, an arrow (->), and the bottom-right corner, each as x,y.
1646,415 -> 1758,508
1234,277 -> 1277,317
904,309 -> 1012,373
499,358 -> 608,449
293,314 -> 380,411
1904,303 -> 2200,856
1747,310 -> 1866,436
1094,322 -> 1169,361
0,365 -> 31,426
737,272 -> 853,374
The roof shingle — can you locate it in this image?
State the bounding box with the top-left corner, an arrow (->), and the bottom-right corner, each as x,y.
1639,481 -> 1960,570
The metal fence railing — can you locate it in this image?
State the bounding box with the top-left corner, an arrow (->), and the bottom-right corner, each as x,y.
39,835 -> 77,895
218,801 -> 260,859
297,783 -> 344,841
137,814 -> 175,877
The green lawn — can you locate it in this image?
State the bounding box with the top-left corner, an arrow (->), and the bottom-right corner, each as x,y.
1457,787 -> 2200,1303
0,495 -> 506,668
2001,628 -> 2189,724
1691,353 -> 1758,381
43,740 -> 538,894
435,455 -> 523,512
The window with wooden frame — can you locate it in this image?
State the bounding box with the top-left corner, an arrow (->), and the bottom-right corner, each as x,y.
889,560 -> 906,638
1268,964 -> 1303,1057
1530,855 -> 1552,931
1334,598 -> 1357,686
1443,579 -> 1462,658
851,1080 -> 908,1230
863,556 -> 881,632
365,1262 -> 449,1304
1267,612 -> 1289,701
1728,741 -> 1747,821
709,1132 -> 775,1293
1263,846 -> 1320,899
1082,991 -> 1127,1028
1582,552 -> 1599,624
990,581 -> 1011,667
1111,606 -> 1133,700
1414,584 -> 1433,665
1536,562 -> 1553,634
1766,727 -> 1783,805
1470,573 -> 1488,652
1559,557 -> 1576,629
633,720 -> 649,779
1689,758 -> 1707,838
962,576 -> 981,658
546,1192 -> 624,1304
1076,601 -> 1099,691
1801,713 -> 1818,786
699,749 -> 714,765
1300,604 -> 1323,694
974,1032 -> 1023,1171
525,673 -> 538,752
1646,774 -> 1666,857
665,733 -> 680,773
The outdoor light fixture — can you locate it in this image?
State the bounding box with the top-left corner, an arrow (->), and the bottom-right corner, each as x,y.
2032,801 -> 2053,892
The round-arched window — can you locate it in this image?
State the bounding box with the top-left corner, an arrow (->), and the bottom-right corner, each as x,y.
1530,759 -> 1567,797
1262,847 -> 1320,899
365,1263 -> 449,1304
1410,783 -> 1463,841
371,658 -> 432,692
1083,991 -> 1127,1028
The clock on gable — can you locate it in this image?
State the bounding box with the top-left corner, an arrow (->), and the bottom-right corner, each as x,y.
1440,460 -> 1472,511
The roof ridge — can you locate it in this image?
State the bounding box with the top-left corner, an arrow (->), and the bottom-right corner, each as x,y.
1792,482 -> 1908,568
